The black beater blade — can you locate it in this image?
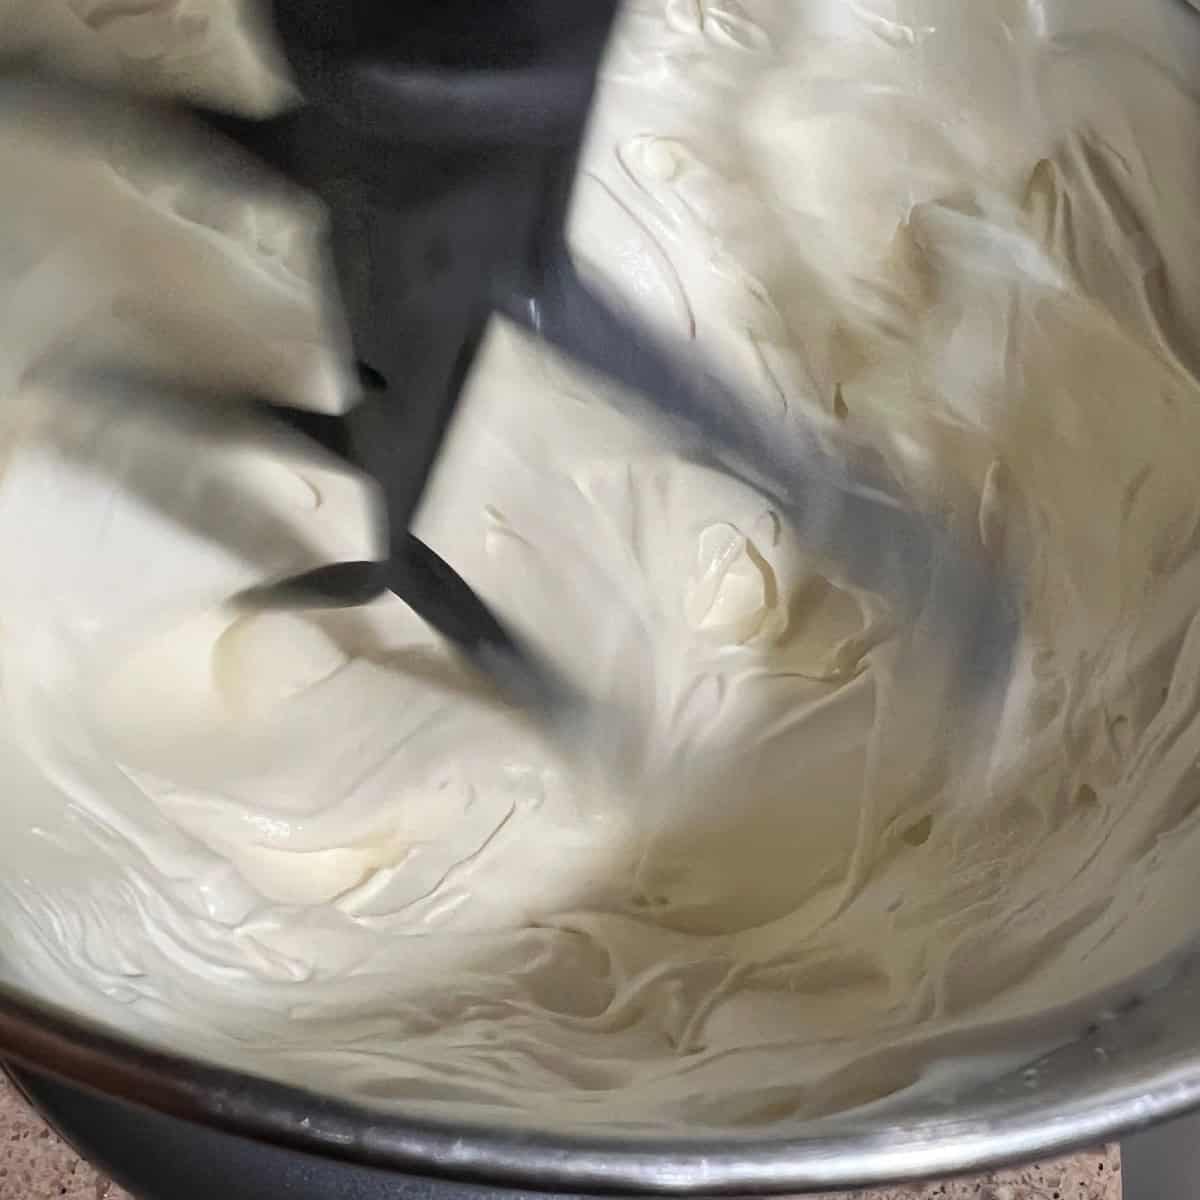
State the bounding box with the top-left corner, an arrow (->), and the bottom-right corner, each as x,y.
0,0 -> 1017,724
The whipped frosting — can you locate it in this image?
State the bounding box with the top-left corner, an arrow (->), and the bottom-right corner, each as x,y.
4,0 -> 1200,1132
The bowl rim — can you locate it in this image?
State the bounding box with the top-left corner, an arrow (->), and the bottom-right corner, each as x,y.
2,975 -> 1199,1194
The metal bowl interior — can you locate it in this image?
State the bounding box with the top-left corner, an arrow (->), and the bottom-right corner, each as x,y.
2,945 -> 1200,1194
5,2 -> 1200,1194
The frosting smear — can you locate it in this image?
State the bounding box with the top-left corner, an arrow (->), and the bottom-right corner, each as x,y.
3,0 -> 1200,1133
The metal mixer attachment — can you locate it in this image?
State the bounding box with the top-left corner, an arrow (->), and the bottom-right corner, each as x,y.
172,0 -> 626,721
4,0 -> 1016,727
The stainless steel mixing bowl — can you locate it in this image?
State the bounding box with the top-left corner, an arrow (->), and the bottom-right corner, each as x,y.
4,0 -> 1200,1191
1,944 -> 1199,1193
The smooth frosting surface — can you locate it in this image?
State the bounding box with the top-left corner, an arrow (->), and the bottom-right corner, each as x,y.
3,0 -> 1200,1131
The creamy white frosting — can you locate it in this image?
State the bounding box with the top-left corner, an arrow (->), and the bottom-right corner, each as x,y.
3,0 -> 1200,1132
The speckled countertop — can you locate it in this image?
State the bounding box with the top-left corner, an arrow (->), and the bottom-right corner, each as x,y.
0,1073 -> 1121,1200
